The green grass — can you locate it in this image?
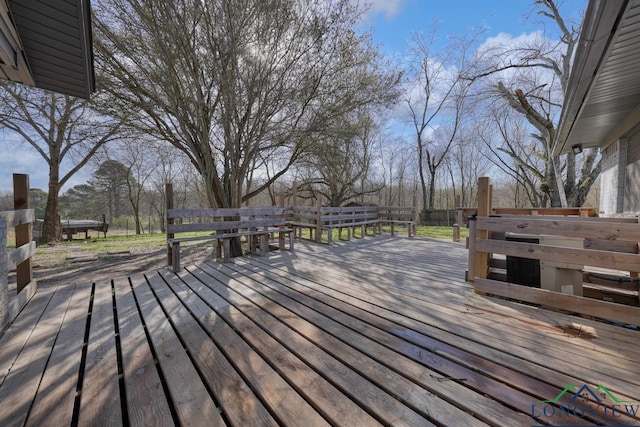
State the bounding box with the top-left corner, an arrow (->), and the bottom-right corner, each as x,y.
415,226 -> 469,240
26,225 -> 466,269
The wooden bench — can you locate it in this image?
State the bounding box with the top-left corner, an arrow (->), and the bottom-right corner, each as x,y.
288,205 -> 380,244
167,207 -> 294,272
322,206 -> 380,244
378,206 -> 417,238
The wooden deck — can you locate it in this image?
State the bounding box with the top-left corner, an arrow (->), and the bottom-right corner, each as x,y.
0,236 -> 638,426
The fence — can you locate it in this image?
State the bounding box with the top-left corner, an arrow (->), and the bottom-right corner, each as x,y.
1,174 -> 37,334
466,177 -> 640,325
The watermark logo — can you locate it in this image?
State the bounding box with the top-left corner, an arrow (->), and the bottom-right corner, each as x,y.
531,384 -> 639,426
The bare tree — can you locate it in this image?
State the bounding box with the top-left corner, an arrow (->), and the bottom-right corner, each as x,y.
97,139 -> 159,234
469,0 -> 597,207
94,0 -> 400,206
405,27 -> 479,212
0,84 -> 121,242
295,111 -> 384,206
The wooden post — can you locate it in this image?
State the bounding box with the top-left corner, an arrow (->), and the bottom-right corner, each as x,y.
166,183 -> 174,266
453,195 -> 462,242
0,216 -> 8,330
412,195 -> 418,236
316,198 -> 322,243
102,213 -> 107,238
13,174 -> 32,292
466,217 -> 476,282
473,177 -> 491,289
278,192 -> 286,250
292,181 -> 298,207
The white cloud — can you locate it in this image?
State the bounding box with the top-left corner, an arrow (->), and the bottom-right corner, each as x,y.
360,0 -> 406,21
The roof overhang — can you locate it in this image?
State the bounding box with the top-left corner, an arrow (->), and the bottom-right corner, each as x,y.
553,0 -> 640,155
0,0 -> 95,99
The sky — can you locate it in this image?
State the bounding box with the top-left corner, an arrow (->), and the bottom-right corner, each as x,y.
0,0 -> 587,193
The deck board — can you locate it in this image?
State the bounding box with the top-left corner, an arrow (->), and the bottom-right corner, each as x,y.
26,283 -> 92,427
114,277 -> 173,427
161,268 -> 376,427
78,281 -> 122,427
131,274 -> 224,426
0,235 -> 638,426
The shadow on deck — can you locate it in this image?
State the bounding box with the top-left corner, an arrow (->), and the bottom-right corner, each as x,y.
0,236 -> 638,426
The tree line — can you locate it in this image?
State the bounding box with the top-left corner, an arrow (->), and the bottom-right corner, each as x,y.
0,0 -> 596,245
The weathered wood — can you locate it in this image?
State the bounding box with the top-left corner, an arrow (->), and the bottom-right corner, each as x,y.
169,268 -> 381,426
491,207 -> 597,216
0,284 -> 75,427
474,177 -> 490,284
316,198 -> 322,244
478,216 -> 640,242
475,277 -> 640,326
467,218 -> 477,282
131,275 -> 223,426
191,264 -> 435,427
26,283 -> 92,427
158,270 -> 330,427
168,207 -> 288,218
0,209 -> 35,228
200,265 -> 497,426
78,281 -> 122,427
227,260 -> 613,426
114,278 -> 173,427
476,238 -> 640,272
583,238 -> 639,253
166,183 -> 174,267
0,286 -> 57,385
13,174 -> 31,292
6,279 -> 37,330
168,219 -> 287,234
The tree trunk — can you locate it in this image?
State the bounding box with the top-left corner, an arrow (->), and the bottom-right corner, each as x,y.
417,142 -> 428,212
42,166 -> 61,243
428,169 -> 437,210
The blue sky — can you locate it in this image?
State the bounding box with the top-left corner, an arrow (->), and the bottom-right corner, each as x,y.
0,0 -> 587,193
364,0 -> 586,54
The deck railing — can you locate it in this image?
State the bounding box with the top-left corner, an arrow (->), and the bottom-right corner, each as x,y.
1,174 -> 37,334
467,177 -> 640,325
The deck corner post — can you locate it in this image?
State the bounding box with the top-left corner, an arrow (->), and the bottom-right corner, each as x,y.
166,183 -> 174,266
0,216 -> 8,331
472,177 -> 491,292
316,198 -> 322,244
13,174 -> 32,292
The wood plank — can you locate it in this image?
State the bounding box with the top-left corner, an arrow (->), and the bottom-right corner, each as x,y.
78,281 -> 122,427
477,238 -> 640,272
584,238 -> 639,253
269,249 -> 640,366
194,264 -> 493,427
13,175 -> 32,292
475,278 -> 640,326
114,277 -> 173,427
130,274 -> 224,427
227,261 -> 624,427
26,283 -> 92,427
186,264 -> 434,427
478,216 -> 640,241
7,279 -> 38,326
0,284 -> 75,427
162,269 -> 365,426
246,255 -> 640,399
164,269 -> 379,426
145,272 -> 281,427
0,209 -> 35,228
168,207 -> 287,218
0,285 -> 57,386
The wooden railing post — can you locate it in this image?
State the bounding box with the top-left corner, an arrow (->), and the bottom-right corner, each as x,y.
13,174 -> 31,292
412,195 -> 418,236
0,215 -> 8,329
453,195 -> 462,242
466,216 -> 476,282
291,180 -> 298,207
166,183 -> 174,266
315,198 -> 322,243
474,177 -> 491,289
